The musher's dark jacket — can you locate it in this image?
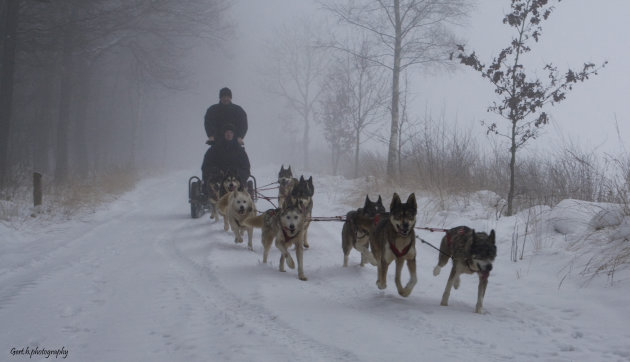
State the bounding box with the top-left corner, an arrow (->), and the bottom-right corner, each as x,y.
201,139 -> 251,184
204,102 -> 248,141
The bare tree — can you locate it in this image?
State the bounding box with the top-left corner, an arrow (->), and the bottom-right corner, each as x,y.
323,0 -> 472,179
0,0 -> 19,188
455,0 -> 606,215
319,65 -> 355,175
264,19 -> 329,169
344,40 -> 389,178
4,0 -> 232,186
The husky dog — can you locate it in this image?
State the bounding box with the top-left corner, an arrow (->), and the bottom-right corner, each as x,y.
207,169 -> 242,221
221,169 -> 241,197
277,165 -> 298,207
244,196 -> 308,281
433,226 -> 496,313
369,193 -> 418,297
217,186 -> 257,250
204,176 -> 222,221
342,195 -> 386,267
290,176 -> 314,249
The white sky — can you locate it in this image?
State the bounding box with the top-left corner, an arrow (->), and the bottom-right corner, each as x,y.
416,0 -> 630,155
206,0 -> 630,162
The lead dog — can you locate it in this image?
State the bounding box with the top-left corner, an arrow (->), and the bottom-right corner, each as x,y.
369,193 -> 418,297
217,186 -> 256,250
342,195 -> 386,267
433,226 -> 497,313
244,196 -> 308,281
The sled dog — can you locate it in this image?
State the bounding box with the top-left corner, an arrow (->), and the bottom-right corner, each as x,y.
217,186 -> 256,250
277,165 -> 298,207
290,175 -> 314,249
369,193 -> 418,297
244,196 -> 308,281
221,169 -> 241,197
342,195 -> 386,267
433,226 -> 496,313
204,177 -> 222,221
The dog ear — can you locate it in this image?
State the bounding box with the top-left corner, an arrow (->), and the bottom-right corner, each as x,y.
406,193 -> 417,211
489,230 -> 496,244
364,195 -> 371,206
280,165 -> 285,172
377,195 -> 383,205
390,193 -> 401,209
288,165 -> 292,173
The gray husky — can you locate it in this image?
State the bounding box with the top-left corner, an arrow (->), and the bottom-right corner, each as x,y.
342,195 -> 386,267
243,196 -> 308,281
369,193 -> 418,297
277,165 -> 298,207
290,175 -> 314,249
433,226 -> 497,313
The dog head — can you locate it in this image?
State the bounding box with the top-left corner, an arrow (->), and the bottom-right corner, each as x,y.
280,196 -> 304,237
360,195 -> 386,217
291,175 -> 314,211
222,169 -> 241,193
389,193 -> 417,237
278,165 -> 294,187
230,186 -> 253,216
470,229 -> 497,279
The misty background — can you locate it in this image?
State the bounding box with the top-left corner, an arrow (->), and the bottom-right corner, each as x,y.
1,0 -> 628,214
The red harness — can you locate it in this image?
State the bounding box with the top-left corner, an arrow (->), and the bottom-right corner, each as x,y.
445,227 -> 467,246
388,239 -> 412,258
282,227 -> 299,244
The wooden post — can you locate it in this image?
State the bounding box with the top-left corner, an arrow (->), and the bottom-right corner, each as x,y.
33,172 -> 42,206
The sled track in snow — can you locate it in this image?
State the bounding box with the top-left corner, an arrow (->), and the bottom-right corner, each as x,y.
160,221 -> 361,362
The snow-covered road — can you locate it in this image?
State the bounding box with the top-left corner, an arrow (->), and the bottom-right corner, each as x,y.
1,167 -> 629,362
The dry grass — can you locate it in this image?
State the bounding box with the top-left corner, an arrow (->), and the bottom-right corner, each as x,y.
0,167 -> 139,222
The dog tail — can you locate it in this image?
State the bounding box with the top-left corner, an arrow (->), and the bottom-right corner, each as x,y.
243,214 -> 264,229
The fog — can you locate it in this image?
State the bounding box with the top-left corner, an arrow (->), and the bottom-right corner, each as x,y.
2,0 -> 628,187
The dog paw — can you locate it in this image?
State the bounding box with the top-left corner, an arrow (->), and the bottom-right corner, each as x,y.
299,275 -> 308,281
398,288 -> 411,297
303,242 -> 310,249
247,244 -> 253,251
433,266 -> 441,276
440,301 -> 448,306
376,280 -> 387,290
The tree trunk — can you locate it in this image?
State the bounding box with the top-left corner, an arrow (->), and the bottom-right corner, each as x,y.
386,0 -> 402,180
354,128 -> 360,178
303,111 -> 310,170
0,0 -> 19,188
507,119 -> 517,216
54,8 -> 76,184
73,61 -> 91,177
33,68 -> 56,177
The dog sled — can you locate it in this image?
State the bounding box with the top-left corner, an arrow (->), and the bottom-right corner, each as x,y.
188,174 -> 257,219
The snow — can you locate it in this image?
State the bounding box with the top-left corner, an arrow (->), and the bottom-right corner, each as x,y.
1,165 -> 629,362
